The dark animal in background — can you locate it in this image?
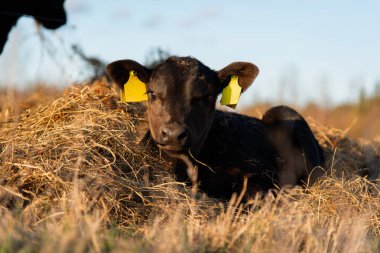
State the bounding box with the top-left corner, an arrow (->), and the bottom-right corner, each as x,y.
107,56 -> 325,199
0,0 -> 67,54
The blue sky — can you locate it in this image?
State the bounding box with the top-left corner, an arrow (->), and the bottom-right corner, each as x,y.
1,0 -> 380,106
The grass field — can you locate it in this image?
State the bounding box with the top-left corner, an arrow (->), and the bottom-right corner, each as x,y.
1,81 -> 379,252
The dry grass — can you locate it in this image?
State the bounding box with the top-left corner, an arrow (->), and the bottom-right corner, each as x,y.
0,84 -> 60,122
0,82 -> 379,252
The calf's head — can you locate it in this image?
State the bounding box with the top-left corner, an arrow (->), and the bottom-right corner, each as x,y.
107,56 -> 258,157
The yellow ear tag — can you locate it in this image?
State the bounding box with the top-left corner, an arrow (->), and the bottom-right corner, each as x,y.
120,70 -> 148,102
220,75 -> 241,109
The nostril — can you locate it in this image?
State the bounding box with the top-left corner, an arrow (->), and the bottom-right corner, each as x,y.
177,129 -> 188,141
161,128 -> 169,138
160,127 -> 170,142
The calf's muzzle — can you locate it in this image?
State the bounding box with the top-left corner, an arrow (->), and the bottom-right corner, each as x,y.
157,123 -> 189,151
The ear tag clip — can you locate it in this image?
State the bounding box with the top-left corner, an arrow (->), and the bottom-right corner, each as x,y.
220,75 -> 241,109
120,70 -> 148,102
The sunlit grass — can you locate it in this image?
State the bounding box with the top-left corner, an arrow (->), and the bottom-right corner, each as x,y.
0,82 -> 379,252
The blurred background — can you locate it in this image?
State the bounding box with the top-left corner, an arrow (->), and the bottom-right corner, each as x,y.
1,0 -> 379,139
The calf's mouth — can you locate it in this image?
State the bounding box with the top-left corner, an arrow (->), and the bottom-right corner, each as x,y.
156,142 -> 190,154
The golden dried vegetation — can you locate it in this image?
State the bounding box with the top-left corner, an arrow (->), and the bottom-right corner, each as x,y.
0,82 -> 379,252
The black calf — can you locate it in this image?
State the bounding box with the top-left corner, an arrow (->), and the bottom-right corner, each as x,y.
107,56 -> 325,199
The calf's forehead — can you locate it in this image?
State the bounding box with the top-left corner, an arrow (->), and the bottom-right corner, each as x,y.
148,58 -> 218,96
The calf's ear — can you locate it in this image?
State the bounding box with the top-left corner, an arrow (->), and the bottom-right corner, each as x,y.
217,62 -> 259,92
106,60 -> 151,89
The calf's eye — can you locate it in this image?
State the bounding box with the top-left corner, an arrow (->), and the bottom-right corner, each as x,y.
146,91 -> 157,101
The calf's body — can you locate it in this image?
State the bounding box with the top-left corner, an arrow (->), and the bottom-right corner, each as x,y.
173,108 -> 324,198
107,56 -> 325,199
183,110 -> 279,198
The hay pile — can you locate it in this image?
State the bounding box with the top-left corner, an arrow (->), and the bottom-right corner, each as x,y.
0,82 -> 213,228
309,119 -> 380,179
0,82 -> 379,252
